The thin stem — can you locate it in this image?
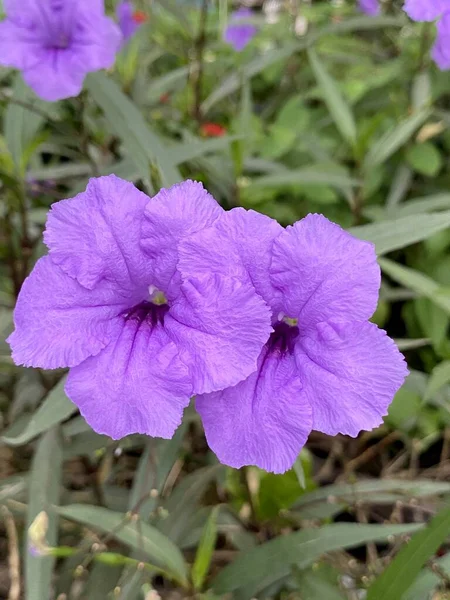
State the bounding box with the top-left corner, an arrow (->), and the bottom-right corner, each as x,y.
192,0 -> 209,123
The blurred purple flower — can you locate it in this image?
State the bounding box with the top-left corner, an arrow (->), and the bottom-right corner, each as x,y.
359,0 -> 380,16
223,7 -> 257,51
403,0 -> 448,21
432,12 -> 450,69
116,1 -> 142,43
180,211 -> 408,473
8,176 -> 271,440
0,0 -> 122,101
403,1 -> 450,70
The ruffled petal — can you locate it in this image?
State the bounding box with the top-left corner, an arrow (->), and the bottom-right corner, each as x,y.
66,321 -> 192,439
270,214 -> 380,328
179,207 -> 283,309
141,180 -> 223,299
403,0 -> 447,21
295,320 -> 408,437
7,256 -> 125,369
44,176 -> 151,291
196,345 -> 312,474
165,274 -> 272,394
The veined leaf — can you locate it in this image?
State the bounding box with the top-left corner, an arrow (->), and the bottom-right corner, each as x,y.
308,48 -> 356,146
86,73 -> 181,187
212,522 -> 423,595
26,428 -> 62,600
367,505 -> 450,600
349,211 -> 450,255
57,504 -> 188,587
2,376 -> 76,447
379,258 -> 450,315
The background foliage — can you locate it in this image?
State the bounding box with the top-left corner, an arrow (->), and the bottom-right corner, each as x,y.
1,1 -> 450,599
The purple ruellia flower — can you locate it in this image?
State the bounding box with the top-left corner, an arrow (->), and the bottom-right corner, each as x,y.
8,176 -> 271,439
403,1 -> 450,70
359,0 -> 380,16
116,1 -> 140,43
403,0 -> 449,22
223,7 -> 257,52
0,0 -> 122,101
179,210 -> 408,473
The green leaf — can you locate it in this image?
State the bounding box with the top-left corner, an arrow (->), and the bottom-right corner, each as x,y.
2,376 -> 76,446
158,466 -> 222,545
379,258 -> 450,315
391,193 -> 450,217
406,142 -> 442,177
128,423 -> 187,520
424,360 -> 450,402
349,211 -> 450,255
367,505 -> 450,600
292,479 -> 450,509
363,109 -> 430,169
403,553 -> 450,600
249,168 -> 359,190
212,523 -> 423,596
192,506 -> 220,591
26,428 -> 62,600
57,504 -> 188,587
307,48 -> 356,146
4,74 -> 54,174
201,43 -> 302,114
293,569 -> 345,600
86,72 -> 181,187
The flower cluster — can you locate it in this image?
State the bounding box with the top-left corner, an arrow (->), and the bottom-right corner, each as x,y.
403,0 -> 450,70
0,0 -> 146,102
8,175 -> 407,473
359,0 -> 380,16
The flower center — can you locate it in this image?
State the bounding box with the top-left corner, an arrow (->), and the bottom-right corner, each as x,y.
122,286 -> 169,326
267,319 -> 299,355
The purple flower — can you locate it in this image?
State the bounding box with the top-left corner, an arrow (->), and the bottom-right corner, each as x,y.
0,0 -> 122,101
223,7 -> 257,52
359,0 -> 380,16
179,210 -> 408,473
8,176 -> 271,440
403,1 -> 450,70
403,0 -> 448,22
116,1 -> 141,43
432,12 -> 450,69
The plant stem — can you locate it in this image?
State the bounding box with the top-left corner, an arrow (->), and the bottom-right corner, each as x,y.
192,0 -> 209,123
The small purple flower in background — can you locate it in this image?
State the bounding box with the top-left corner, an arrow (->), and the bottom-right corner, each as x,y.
224,7 -> 257,52
403,0 -> 450,70
359,0 -> 380,16
0,0 -> 122,101
117,1 -> 144,43
8,176 -> 271,440
180,211 -> 408,473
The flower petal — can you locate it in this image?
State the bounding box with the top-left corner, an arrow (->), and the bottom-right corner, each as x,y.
179,207 -> 283,309
0,19 -> 43,70
295,320 -> 408,437
141,180 -> 223,299
196,346 -> 312,474
44,176 -> 151,291
7,256 -> 124,369
431,13 -> 450,70
270,214 -> 380,327
223,8 -> 257,52
165,274 -> 272,394
66,321 -> 192,439
403,0 -> 446,21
